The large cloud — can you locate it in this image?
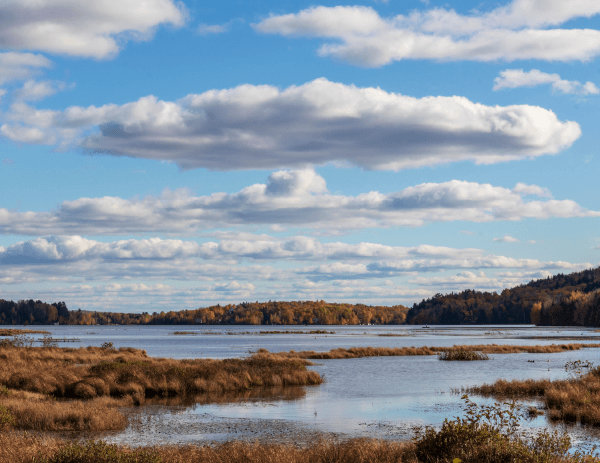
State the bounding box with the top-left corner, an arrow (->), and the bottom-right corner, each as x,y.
0,171 -> 597,236
254,3 -> 600,66
0,0 -> 186,59
0,79 -> 581,170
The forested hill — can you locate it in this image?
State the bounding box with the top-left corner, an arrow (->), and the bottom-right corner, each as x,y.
0,299 -> 409,326
405,267 -> 600,325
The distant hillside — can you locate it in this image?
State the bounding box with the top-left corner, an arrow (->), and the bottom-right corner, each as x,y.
0,299 -> 409,326
405,267 -> 600,325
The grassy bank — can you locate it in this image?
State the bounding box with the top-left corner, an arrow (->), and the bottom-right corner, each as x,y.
259,342 -> 600,360
0,345 -> 322,432
2,397 -> 598,463
463,362 -> 600,427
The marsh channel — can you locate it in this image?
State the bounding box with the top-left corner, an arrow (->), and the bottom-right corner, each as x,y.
5,324 -> 600,451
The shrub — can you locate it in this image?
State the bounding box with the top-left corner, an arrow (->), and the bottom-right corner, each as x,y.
414,395 -> 578,463
0,404 -> 15,429
101,342 -> 115,350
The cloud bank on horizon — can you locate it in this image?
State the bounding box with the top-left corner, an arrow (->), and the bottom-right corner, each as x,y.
0,0 -> 598,312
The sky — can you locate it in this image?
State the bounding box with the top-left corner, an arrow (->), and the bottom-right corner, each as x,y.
1,0 -> 599,313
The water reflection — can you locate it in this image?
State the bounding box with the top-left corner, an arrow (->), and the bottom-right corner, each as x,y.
142,386 -> 307,407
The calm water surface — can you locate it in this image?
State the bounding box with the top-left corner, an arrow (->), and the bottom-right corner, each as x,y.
3,324 -> 600,448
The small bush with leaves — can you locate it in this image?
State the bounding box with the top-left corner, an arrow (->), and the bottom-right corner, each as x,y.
34,440 -> 162,463
413,395 -> 595,463
100,342 -> 115,350
0,404 -> 15,429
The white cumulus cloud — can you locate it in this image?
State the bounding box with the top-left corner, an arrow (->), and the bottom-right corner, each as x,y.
254,2 -> 600,66
493,235 -> 520,243
0,52 -> 52,85
494,69 -> 600,95
0,0 -> 187,59
0,79 -> 581,170
0,171 -> 597,236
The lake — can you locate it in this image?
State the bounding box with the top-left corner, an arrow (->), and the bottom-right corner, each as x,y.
3,324 -> 600,450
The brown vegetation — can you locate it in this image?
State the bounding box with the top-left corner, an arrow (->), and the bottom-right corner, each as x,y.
0,346 -> 321,400
0,390 -> 127,431
260,343 -> 600,360
0,345 -> 322,432
438,349 -> 489,361
463,362 -> 600,427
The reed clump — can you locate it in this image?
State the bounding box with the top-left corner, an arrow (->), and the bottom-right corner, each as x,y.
464,361 -> 600,427
262,343 -> 600,360
438,349 -> 489,361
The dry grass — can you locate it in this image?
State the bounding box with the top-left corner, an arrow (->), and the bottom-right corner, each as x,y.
0,390 -> 128,431
0,346 -> 321,401
261,343 -> 600,360
0,345 -> 322,432
2,428 -> 598,463
0,432 -> 63,463
0,435 -> 415,463
438,349 -> 489,361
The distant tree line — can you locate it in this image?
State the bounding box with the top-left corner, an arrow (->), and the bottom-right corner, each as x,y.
0,299 -> 409,326
4,267 -> 600,326
405,267 -> 600,325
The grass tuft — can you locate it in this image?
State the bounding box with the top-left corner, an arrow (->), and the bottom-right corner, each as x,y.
438,349 -> 489,361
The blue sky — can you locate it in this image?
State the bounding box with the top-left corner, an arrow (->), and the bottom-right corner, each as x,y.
1,0 -> 599,313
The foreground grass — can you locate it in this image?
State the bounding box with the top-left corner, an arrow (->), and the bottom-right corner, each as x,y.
0,345 -> 321,432
463,362 -> 600,427
2,397 -> 599,463
260,342 -> 600,360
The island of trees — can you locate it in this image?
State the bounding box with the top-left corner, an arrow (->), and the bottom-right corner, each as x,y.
1,266 -> 600,326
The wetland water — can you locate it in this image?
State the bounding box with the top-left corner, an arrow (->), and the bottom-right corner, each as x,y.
4,324 -> 600,448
